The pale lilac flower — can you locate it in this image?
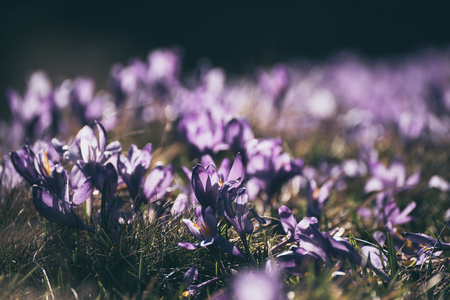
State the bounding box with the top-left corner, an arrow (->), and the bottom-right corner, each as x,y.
53,121 -> 121,205
245,138 -> 303,201
70,77 -> 118,130
257,64 -> 289,110
428,175 -> 450,191
177,110 -> 228,157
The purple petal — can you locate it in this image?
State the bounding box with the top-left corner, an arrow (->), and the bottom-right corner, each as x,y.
227,153 -> 245,184
178,242 -> 200,250
200,155 -> 215,168
95,121 -> 107,157
361,246 -> 387,270
405,171 -> 421,187
234,188 -> 248,217
72,177 -> 93,206
32,185 -> 93,231
429,175 -> 450,191
182,219 -> 205,241
278,206 -> 297,235
248,205 -> 270,224
402,232 -> 450,249
215,236 -> 245,259
183,266 -> 198,285
203,207 -> 218,237
218,157 -> 230,180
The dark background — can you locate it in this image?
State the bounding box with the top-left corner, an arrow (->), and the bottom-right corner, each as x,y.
1,1 -> 450,117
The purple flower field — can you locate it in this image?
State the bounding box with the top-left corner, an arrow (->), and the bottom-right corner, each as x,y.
3,47 -> 450,299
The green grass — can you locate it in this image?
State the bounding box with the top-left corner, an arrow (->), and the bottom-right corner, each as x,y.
2,124 -> 450,299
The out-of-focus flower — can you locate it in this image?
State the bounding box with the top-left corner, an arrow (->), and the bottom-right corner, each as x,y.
402,232 -> 449,265
210,260 -> 286,300
245,138 -> 303,201
177,110 -> 228,157
1,72 -> 59,151
428,175 -> 450,191
224,117 -> 254,160
257,64 -> 289,110
70,77 -> 118,130
305,179 -> 333,220
0,156 -> 21,190
359,158 -> 419,227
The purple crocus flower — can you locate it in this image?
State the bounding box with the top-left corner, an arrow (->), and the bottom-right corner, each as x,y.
359,158 -> 419,227
10,145 -> 62,193
402,232 -> 449,265
177,110 -> 228,157
116,143 -> 153,202
178,206 -> 245,259
2,72 -> 59,150
29,164 -> 93,231
245,138 -> 303,201
224,117 -> 254,160
22,155 -> 94,231
142,162 -> 174,204
210,260 -> 286,300
69,77 -> 117,130
10,145 -> 43,187
182,266 -> 220,299
223,187 -> 268,265
305,179 -> 333,220
53,121 -> 121,205
224,188 -> 268,239
274,207 -> 390,280
0,156 -> 21,190
274,207 -> 330,269
191,153 -> 245,214
257,64 -> 289,110
361,246 -> 388,270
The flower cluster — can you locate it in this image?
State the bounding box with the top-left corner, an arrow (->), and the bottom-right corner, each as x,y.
4,47 -> 450,298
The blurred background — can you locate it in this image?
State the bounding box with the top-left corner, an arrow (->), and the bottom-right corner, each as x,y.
1,1 -> 450,119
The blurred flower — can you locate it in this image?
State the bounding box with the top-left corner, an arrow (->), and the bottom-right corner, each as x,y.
402,232 -> 449,265
257,64 -> 289,111
224,117 -> 254,160
1,72 -> 59,151
245,138 -> 303,201
177,110 -> 228,157
428,175 -> 450,191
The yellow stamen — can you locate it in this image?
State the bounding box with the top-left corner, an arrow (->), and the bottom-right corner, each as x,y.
312,188 -> 320,199
117,183 -> 128,191
219,178 -> 223,188
193,221 -> 211,237
42,151 -> 50,176
394,231 -> 414,250
182,291 -> 190,297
